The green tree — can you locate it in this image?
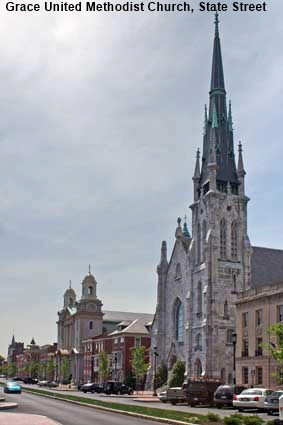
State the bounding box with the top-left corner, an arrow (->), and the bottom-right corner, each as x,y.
47,358 -> 55,381
267,323 -> 283,384
155,363 -> 168,389
130,346 -> 148,390
99,351 -> 108,383
30,361 -> 40,378
168,360 -> 185,387
8,362 -> 16,377
60,356 -> 70,384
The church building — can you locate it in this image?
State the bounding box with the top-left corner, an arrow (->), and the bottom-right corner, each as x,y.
148,14 -> 283,386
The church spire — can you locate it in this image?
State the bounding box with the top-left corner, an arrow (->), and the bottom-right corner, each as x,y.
210,12 -> 225,94
198,13 -> 238,193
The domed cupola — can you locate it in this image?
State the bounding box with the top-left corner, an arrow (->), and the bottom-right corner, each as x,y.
64,280 -> 77,308
81,265 -> 97,300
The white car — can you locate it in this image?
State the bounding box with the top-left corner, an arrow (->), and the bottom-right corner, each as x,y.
233,388 -> 273,411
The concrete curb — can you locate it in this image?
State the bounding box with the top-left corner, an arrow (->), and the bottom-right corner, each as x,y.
0,397 -> 5,401
0,402 -> 18,410
0,413 -> 62,425
22,389 -> 196,425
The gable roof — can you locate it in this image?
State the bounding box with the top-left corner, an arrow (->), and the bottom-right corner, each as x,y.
109,317 -> 152,336
102,310 -> 153,323
251,246 -> 283,287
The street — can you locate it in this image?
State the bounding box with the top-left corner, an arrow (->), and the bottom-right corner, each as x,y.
1,390 -> 168,425
1,384 -> 277,423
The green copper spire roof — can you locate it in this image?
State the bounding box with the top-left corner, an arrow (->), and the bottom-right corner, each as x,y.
183,220 -> 191,238
211,99 -> 218,128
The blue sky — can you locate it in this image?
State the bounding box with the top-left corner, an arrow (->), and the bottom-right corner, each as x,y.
1,3 -> 283,355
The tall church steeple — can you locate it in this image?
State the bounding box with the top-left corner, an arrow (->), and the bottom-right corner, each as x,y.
200,13 -> 238,195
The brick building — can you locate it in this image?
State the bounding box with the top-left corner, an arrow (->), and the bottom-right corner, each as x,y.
83,316 -> 151,385
236,282 -> 283,389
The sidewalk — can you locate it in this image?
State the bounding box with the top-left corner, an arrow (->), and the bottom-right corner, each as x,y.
0,413 -> 62,425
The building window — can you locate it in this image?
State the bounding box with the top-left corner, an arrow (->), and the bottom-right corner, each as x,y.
120,337 -> 124,345
242,312 -> 248,328
135,337 -> 141,347
277,367 -> 283,385
223,300 -> 229,319
256,338 -> 263,356
197,282 -> 202,316
88,286 -> 93,296
195,358 -> 202,378
278,305 -> 283,322
256,367 -> 263,385
232,274 -> 237,293
220,219 -> 226,259
195,333 -> 202,351
242,339 -> 249,357
175,263 -> 182,280
242,367 -> 249,385
256,309 -> 263,326
114,338 -> 118,346
231,221 -> 238,260
89,321 -> 93,330
227,329 -> 234,344
197,223 -> 201,264
176,301 -> 184,342
202,220 -> 207,262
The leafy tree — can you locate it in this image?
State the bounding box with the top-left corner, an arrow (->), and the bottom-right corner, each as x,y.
168,360 -> 185,387
60,356 -> 70,383
130,346 -> 148,390
124,371 -> 136,388
8,362 -> 17,377
30,361 -> 40,378
267,323 -> 283,384
99,351 -> 109,383
155,363 -> 168,389
47,358 -> 55,381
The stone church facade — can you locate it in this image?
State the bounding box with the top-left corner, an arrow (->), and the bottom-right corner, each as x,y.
148,14 -> 283,386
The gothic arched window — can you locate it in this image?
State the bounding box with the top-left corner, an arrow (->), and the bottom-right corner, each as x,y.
88,286 -> 93,296
227,329 -> 233,344
175,301 -> 184,342
197,223 -> 201,264
195,358 -> 202,378
231,221 -> 238,260
202,220 -> 207,262
197,281 -> 202,315
196,333 -> 202,350
220,219 -> 227,259
69,298 -> 73,307
224,300 -> 229,319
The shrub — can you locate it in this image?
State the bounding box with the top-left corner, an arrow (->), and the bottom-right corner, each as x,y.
224,415 -> 243,425
168,360 -> 185,387
207,412 -> 221,422
242,416 -> 264,425
155,363 -> 168,389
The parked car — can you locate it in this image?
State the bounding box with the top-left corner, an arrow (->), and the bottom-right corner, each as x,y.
158,390 -> 168,403
214,385 -> 246,408
233,388 -> 273,412
80,383 -> 104,393
166,387 -> 186,405
104,381 -> 133,395
46,381 -> 58,388
38,380 -> 49,387
4,381 -> 22,394
11,377 -> 23,382
184,380 -> 221,406
264,390 -> 283,415
23,377 -> 37,384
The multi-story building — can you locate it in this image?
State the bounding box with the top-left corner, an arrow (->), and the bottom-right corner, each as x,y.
147,14 -> 283,388
83,316 -> 151,384
236,282 -> 283,389
7,334 -> 24,366
57,269 -> 153,384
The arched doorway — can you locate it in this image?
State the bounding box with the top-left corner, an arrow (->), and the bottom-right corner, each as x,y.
195,358 -> 202,378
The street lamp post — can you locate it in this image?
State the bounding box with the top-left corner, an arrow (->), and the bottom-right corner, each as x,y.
232,332 -> 237,385
114,353 -> 118,382
90,356 -> 94,383
153,346 -> 158,397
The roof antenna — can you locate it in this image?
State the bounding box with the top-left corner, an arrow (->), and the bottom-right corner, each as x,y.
89,264 -> 91,275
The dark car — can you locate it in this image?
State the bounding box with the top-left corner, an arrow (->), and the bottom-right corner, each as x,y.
264,390 -> 283,415
184,380 -> 221,406
214,385 -> 246,408
4,381 -> 22,394
23,377 -> 37,384
104,381 -> 133,395
11,377 -> 23,382
80,383 -> 104,393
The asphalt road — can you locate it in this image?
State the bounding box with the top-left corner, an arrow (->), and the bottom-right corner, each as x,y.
4,384 -> 277,421
1,390 -> 167,425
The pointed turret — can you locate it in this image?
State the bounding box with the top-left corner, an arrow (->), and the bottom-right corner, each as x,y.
175,217 -> 183,239
237,141 -> 246,196
160,241 -> 168,268
183,221 -> 191,239
199,13 -> 239,194
193,149 -> 201,201
11,334 -> 15,345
